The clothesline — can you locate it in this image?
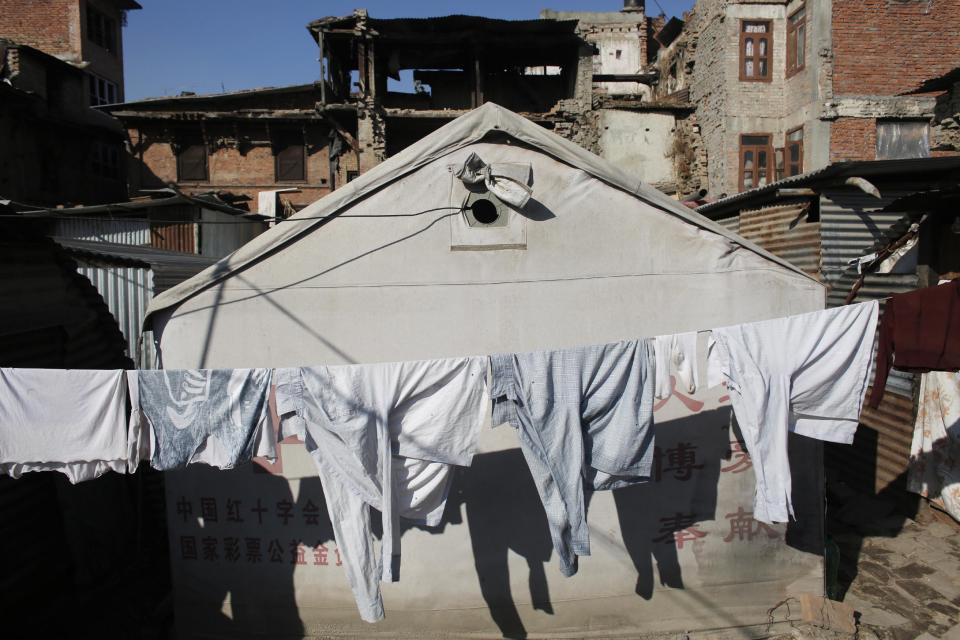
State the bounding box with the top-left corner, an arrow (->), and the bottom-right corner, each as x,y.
4,285 -> 956,623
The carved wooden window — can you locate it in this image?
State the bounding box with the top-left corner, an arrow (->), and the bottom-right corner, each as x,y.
787,7 -> 806,77
740,20 -> 772,82
740,134 -> 774,190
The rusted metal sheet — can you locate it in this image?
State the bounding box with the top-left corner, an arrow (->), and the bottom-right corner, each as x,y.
818,190 -> 920,494
738,203 -> 821,277
150,222 -> 196,253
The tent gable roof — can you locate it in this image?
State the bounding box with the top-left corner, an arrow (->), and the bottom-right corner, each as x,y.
146,103 -> 818,324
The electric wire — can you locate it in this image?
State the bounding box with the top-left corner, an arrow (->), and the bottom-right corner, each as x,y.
0,205 -> 467,224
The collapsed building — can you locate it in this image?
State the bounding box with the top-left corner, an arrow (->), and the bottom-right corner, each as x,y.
104,1 -> 697,211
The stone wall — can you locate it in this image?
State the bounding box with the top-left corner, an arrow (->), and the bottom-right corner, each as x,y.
931,81 -> 960,155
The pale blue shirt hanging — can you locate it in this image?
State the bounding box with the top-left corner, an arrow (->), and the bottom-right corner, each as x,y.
489,339 -> 656,577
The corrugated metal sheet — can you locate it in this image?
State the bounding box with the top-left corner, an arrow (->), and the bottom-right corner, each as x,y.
74,261 -> 153,360
820,187 -> 923,285
151,221 -> 196,253
715,214 -> 739,234
820,189 -> 920,494
52,217 -> 151,246
199,208 -> 267,259
150,203 -> 199,253
739,203 -> 821,277
54,238 -> 217,295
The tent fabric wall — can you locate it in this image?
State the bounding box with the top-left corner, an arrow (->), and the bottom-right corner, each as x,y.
150,107 -> 827,638
144,103 -> 815,323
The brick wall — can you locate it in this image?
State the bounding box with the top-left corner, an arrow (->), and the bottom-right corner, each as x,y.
0,0 -> 78,60
830,117 -> 876,162
128,124 -> 354,211
832,0 -> 960,96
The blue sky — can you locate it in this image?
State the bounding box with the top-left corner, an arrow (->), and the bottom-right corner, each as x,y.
123,0 -> 694,101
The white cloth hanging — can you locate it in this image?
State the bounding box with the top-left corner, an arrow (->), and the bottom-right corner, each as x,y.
706,301 -> 879,523
0,368 -> 130,483
275,356 -> 489,622
653,331 -> 700,399
908,370 -> 960,522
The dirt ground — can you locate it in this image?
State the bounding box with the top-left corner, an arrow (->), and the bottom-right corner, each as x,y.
762,479 -> 960,640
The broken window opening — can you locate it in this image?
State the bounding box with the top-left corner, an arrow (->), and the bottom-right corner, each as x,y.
176,139 -> 208,182
876,120 -> 931,160
273,131 -> 306,182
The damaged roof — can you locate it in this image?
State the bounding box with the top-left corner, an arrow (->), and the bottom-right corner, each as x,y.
308,14 -> 580,42
98,83 -> 321,112
6,188 -> 266,220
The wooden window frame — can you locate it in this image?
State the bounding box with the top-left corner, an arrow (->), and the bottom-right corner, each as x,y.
786,6 -> 807,78
739,20 -> 773,82
739,133 -> 774,191
785,126 -> 804,177
273,131 -> 307,183
86,5 -> 118,55
176,141 -> 209,183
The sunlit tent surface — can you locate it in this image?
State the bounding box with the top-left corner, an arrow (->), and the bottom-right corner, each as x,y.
147,103 -> 827,638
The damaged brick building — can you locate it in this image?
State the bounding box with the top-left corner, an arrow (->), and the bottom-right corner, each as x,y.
659,0 -> 960,199
102,85 -> 354,212
0,0 -> 141,205
105,1 -> 698,210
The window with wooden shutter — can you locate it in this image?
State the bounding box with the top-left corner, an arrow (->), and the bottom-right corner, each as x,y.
786,127 -> 804,176
740,20 -> 772,82
787,7 -> 806,77
274,131 -> 306,182
176,140 -> 208,182
739,134 -> 774,190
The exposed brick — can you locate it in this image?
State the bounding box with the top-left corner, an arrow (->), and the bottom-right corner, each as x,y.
832,0 -> 960,96
0,0 -> 78,59
128,124 -> 353,211
830,118 -> 877,162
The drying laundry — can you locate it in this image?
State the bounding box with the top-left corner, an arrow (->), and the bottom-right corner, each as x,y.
0,368 -> 130,483
138,368 -> 275,470
126,369 -> 152,473
275,356 -> 489,623
707,301 -> 879,524
908,370 -> 960,522
489,339 -> 656,577
869,279 -> 960,407
653,331 -> 700,399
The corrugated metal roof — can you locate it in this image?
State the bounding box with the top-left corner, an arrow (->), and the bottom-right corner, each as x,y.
7,189 -> 263,219
53,238 -> 217,295
697,158 -> 960,217
53,237 -> 217,270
